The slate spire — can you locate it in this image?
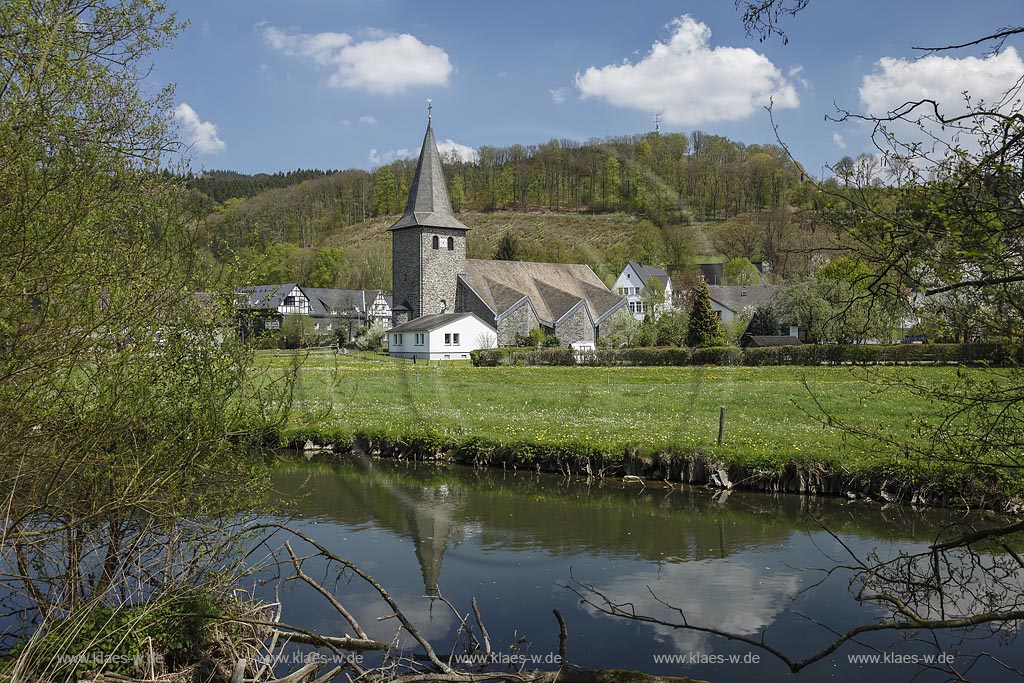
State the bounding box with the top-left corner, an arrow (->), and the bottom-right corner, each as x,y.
388,119 -> 470,232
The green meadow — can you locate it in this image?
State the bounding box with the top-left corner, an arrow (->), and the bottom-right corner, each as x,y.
260,350 -> 1010,488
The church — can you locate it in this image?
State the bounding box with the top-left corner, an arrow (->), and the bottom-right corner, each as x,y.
388,118 -> 627,351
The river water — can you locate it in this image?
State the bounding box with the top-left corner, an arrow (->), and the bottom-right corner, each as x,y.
260,457 -> 1023,682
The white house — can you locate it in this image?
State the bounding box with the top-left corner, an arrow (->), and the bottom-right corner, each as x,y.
235,283 -> 311,338
612,261 -> 674,320
236,284 -> 394,342
388,312 -> 497,361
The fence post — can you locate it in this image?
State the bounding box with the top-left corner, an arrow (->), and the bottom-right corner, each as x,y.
717,406 -> 726,446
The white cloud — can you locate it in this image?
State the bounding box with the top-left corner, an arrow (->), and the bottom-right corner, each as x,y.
261,23 -> 452,94
370,138 -> 477,166
857,48 -> 1024,164
359,115 -> 378,125
369,147 -> 415,166
437,139 -> 478,163
550,87 -> 569,105
859,48 -> 1024,118
832,131 -> 846,149
788,64 -> 810,91
339,119 -> 352,126
174,103 -> 225,155
575,15 -> 798,126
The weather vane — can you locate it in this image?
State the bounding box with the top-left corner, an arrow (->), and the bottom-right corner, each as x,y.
427,98 -> 432,122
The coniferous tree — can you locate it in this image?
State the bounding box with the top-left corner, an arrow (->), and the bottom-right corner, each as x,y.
494,230 -> 521,261
745,305 -> 780,336
687,282 -> 724,347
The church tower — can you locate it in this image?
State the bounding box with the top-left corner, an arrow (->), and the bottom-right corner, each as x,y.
389,116 -> 470,325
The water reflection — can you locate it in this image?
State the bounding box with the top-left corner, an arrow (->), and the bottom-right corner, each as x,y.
263,457 -> 1021,682
583,560 -> 801,654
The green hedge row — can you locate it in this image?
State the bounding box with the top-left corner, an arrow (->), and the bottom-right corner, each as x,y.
471,343 -> 1022,367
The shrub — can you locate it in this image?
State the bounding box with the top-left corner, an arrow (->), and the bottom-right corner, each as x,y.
353,321 -> 386,351
690,346 -> 743,365
473,342 -> 1019,368
598,347 -> 692,366
522,348 -> 576,365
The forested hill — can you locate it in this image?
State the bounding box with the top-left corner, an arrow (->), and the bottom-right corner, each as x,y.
190,130 -> 820,291
186,168 -> 338,204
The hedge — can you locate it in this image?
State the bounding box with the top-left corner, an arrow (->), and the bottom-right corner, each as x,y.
470,342 -> 1022,368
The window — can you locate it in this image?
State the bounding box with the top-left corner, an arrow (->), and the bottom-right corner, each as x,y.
447,236 -> 454,250
444,333 -> 451,345
452,333 -> 460,345
394,333 -> 403,345
415,333 -> 425,346
432,235 -> 439,249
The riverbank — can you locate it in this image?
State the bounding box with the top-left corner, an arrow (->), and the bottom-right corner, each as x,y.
264,351 -> 1024,512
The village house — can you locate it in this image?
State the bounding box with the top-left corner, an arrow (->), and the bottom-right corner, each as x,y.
235,283 -> 309,340
236,284 -> 393,341
613,261 -> 674,320
706,284 -> 799,337
388,312 -> 496,361
389,118 -> 628,353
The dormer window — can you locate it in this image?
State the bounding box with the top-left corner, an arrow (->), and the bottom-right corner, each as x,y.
432,235 -> 439,249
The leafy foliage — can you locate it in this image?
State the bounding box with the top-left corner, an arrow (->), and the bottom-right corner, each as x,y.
0,0 -> 287,654
352,322 -> 387,351
723,257 -> 761,285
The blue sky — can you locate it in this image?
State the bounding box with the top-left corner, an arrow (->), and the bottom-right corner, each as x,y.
155,1 -> 1024,180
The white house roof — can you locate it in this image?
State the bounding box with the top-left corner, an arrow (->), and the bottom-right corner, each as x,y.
389,312 -> 492,334
303,288 -> 389,317
707,285 -> 777,313
626,261 -> 671,288
235,284 -> 300,310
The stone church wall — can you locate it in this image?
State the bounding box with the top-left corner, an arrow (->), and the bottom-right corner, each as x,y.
553,305 -> 595,345
496,301 -> 540,346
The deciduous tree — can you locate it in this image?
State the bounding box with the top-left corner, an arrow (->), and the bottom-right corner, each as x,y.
0,0 -> 287,657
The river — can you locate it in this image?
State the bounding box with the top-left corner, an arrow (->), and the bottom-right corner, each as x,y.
259,456 -> 1023,682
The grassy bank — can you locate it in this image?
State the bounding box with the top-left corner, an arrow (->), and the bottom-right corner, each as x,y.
261,350 -> 1023,502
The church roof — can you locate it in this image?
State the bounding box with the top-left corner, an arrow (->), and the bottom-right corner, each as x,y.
388,122 -> 470,232
461,259 -> 625,325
